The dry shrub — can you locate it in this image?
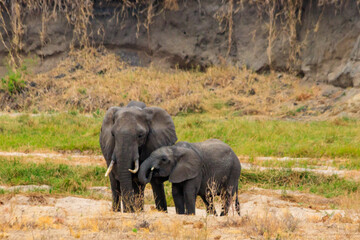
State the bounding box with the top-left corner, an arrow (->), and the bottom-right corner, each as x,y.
164,0 -> 179,11
150,218 -> 208,239
295,92 -> 312,101
240,209 -> 299,239
80,217 -> 99,232
336,191 -> 360,210
69,226 -> 81,238
37,216 -> 55,230
0,48 -> 320,117
165,94 -> 204,115
331,213 -> 353,224
27,194 -> 47,205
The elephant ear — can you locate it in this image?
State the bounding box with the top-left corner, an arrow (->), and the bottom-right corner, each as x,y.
99,107 -> 122,161
169,147 -> 202,183
142,107 -> 178,158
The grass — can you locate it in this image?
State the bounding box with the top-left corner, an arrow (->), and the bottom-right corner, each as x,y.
0,158 -> 107,196
0,158 -> 358,199
175,114 -> 360,160
0,113 -> 101,153
1,49 -> 328,118
0,113 -> 360,163
240,169 -> 358,198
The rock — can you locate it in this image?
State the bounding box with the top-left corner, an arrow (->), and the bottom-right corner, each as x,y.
136,220 -> 150,229
327,35 -> 360,88
54,73 -> 66,79
89,186 -> 111,198
248,88 -> 256,95
69,63 -> 83,73
328,63 -> 354,88
0,185 -> 51,192
97,69 -> 106,75
321,86 -> 339,97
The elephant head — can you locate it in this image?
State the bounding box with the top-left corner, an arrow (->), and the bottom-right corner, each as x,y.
138,145 -> 202,185
100,104 -> 177,211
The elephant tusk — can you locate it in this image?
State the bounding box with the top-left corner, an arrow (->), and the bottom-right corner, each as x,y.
105,160 -> 115,177
151,167 -> 154,171
128,158 -> 139,174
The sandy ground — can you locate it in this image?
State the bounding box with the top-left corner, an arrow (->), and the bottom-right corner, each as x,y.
1,151 -> 360,239
0,187 -> 359,239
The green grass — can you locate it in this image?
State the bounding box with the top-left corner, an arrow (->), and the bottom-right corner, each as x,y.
174,114 -> 360,160
240,169 -> 358,198
0,158 -> 357,199
0,158 -> 107,195
0,113 -> 360,163
0,113 -> 101,152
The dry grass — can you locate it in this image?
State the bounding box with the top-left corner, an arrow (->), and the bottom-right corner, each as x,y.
2,190 -> 360,239
1,48 -> 312,116
238,209 -> 300,239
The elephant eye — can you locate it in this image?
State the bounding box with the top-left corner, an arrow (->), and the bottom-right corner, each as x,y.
161,157 -> 167,162
111,132 -> 115,137
138,133 -> 144,139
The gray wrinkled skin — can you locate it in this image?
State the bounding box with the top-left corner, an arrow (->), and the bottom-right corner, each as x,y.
139,139 -> 241,215
100,101 -> 177,212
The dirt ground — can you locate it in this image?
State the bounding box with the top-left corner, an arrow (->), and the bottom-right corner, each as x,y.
1,187 -> 359,240
1,151 -> 359,239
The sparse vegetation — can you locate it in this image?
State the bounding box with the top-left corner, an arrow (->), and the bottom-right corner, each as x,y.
1,65 -> 26,95
1,113 -> 360,162
0,158 -> 358,199
0,158 -> 107,196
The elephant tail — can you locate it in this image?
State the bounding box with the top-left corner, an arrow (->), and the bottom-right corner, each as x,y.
235,188 -> 240,216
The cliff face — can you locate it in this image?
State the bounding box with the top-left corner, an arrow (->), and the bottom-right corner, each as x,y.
1,0 -> 359,88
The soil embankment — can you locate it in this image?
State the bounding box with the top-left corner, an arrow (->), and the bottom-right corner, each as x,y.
1,1 -> 360,88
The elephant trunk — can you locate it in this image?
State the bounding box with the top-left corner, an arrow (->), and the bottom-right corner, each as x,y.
138,157 -> 156,184
115,139 -> 138,212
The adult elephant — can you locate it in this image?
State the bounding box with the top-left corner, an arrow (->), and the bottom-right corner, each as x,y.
100,101 -> 177,212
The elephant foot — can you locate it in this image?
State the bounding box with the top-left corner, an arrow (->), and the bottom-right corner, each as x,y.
112,202 -> 121,212
112,207 -> 121,212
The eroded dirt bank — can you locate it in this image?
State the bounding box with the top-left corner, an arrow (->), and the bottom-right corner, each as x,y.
1,1 -> 360,88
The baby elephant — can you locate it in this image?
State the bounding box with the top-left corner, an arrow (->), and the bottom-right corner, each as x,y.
139,139 -> 241,216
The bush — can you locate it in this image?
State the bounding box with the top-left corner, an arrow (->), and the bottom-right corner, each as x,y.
1,67 -> 26,95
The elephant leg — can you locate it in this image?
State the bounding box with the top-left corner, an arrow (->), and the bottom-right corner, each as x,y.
235,188 -> 241,216
200,195 -> 217,216
133,181 -> 145,212
184,184 -> 197,215
109,174 -> 121,212
150,179 -> 167,212
172,184 -> 185,214
205,189 -> 217,216
220,190 -> 232,216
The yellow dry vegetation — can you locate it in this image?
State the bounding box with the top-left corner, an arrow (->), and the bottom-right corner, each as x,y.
14,48 -> 316,117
